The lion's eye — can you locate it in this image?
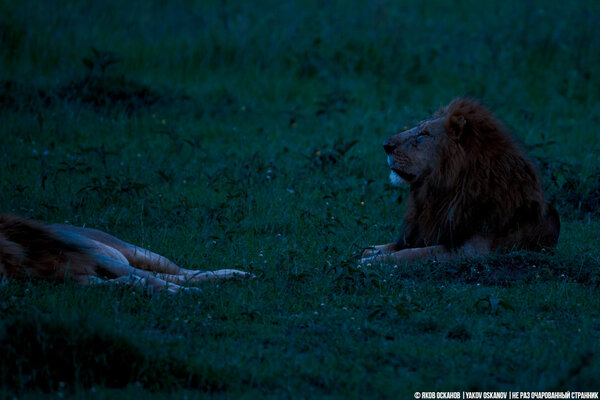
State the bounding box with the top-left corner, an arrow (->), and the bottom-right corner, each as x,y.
413,131 -> 429,146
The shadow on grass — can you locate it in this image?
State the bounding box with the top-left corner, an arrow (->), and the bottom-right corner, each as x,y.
0,310 -> 230,394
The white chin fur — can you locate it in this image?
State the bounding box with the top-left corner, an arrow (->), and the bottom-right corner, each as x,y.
389,170 -> 407,186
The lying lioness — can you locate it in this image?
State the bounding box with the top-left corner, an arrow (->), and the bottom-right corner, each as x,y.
0,214 -> 250,293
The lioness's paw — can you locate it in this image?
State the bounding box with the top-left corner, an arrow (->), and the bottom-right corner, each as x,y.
211,269 -> 255,280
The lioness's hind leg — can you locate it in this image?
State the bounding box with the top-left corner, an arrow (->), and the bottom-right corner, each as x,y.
121,249 -> 254,282
75,273 -> 199,293
52,224 -> 252,285
73,275 -> 109,286
52,224 -> 188,275
94,255 -> 197,293
75,273 -> 147,287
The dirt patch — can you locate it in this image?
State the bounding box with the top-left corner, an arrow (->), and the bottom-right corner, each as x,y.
56,75 -> 170,113
0,80 -> 52,112
1,49 -> 191,115
399,251 -> 599,287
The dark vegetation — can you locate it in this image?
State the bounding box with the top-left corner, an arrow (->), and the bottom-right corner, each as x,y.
0,0 -> 599,397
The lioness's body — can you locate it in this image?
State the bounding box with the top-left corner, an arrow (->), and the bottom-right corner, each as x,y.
0,214 -> 249,293
362,98 -> 560,264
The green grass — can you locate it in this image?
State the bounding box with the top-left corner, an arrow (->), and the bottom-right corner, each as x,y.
1,0 -> 600,397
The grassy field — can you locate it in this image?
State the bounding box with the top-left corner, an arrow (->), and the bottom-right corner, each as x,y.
1,0 -> 599,397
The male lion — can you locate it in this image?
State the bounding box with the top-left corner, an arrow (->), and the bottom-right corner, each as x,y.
361,98 -> 560,264
0,214 -> 250,293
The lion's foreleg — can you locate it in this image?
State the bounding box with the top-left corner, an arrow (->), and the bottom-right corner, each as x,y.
361,245 -> 448,264
360,236 -> 491,265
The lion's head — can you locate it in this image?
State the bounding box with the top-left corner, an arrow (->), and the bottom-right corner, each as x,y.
383,98 -> 560,251
384,115 -> 456,186
384,98 -> 518,188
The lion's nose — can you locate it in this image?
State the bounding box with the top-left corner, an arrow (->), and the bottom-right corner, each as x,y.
383,140 -> 396,154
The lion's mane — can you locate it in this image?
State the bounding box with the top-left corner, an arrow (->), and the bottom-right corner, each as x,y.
398,98 -> 559,251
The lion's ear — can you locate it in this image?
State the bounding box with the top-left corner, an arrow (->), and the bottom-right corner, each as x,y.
447,114 -> 467,141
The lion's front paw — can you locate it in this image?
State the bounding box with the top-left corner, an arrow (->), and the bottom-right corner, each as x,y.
360,251 -> 380,265
359,243 -> 398,263
361,247 -> 382,260
361,243 -> 398,260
